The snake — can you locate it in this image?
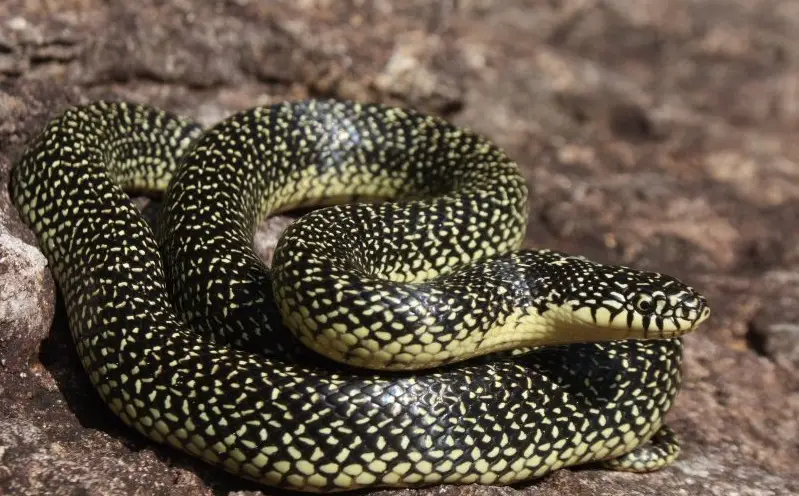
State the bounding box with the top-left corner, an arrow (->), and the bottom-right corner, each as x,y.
10,99 -> 710,492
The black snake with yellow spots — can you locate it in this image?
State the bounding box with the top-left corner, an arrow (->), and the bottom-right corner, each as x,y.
10,100 -> 710,491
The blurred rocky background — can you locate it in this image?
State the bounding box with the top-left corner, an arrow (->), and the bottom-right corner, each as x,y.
0,1 -> 797,495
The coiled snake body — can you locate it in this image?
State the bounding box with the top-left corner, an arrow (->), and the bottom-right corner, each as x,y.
10,100 -> 710,491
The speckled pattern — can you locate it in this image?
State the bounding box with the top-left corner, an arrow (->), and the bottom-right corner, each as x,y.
10,100 -> 710,492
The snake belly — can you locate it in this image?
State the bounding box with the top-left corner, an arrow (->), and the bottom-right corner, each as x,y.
10,100 -> 700,491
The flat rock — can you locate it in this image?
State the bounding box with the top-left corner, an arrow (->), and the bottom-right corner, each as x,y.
748,269 -> 799,373
1,1 -> 797,495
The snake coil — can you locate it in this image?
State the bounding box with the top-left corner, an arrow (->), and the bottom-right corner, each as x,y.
10,100 -> 709,491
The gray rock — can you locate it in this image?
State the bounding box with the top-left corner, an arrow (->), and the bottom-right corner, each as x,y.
748,270 -> 799,374
0,219 -> 53,373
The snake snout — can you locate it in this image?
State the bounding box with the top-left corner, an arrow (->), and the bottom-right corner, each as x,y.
572,270 -> 711,338
638,285 -> 711,336
677,292 -> 711,327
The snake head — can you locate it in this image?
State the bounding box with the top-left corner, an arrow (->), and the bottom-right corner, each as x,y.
539,252 -> 711,338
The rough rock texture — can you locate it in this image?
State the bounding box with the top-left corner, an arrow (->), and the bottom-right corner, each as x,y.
1,1 -> 798,495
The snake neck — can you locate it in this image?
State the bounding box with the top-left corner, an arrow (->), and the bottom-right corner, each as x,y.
274,242 -> 705,371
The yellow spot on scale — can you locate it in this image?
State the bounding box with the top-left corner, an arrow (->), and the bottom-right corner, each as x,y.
333,473 -> 353,487
223,458 -> 240,473
252,453 -> 269,468
307,474 -> 327,488
295,460 -> 315,475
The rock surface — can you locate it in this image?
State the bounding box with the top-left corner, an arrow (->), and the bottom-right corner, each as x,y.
1,1 -> 797,495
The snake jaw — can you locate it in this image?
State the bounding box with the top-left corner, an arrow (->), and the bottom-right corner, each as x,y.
524,250 -> 710,341
559,278 -> 710,340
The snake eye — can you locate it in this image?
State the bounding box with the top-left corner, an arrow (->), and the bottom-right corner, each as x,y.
635,295 -> 653,313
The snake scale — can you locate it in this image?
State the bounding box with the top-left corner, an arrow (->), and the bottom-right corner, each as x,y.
10,100 -> 710,492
